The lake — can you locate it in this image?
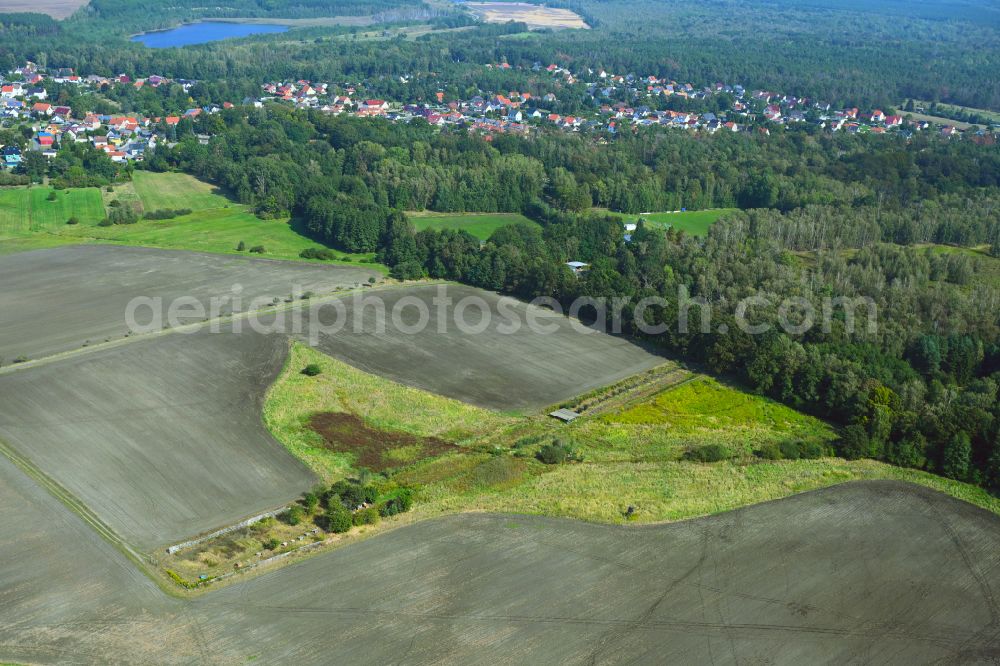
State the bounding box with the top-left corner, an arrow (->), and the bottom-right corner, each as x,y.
131,21 -> 288,48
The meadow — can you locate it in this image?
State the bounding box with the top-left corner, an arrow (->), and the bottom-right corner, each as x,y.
131,170 -> 234,212
599,207 -> 738,236
0,186 -> 105,236
0,172 -> 383,268
63,206 -> 380,265
406,211 -> 539,240
265,341 -> 1000,529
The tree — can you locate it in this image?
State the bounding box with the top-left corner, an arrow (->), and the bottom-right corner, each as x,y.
301,363 -> 322,377
838,425 -> 870,460
301,491 -> 319,513
379,210 -> 419,267
323,503 -> 352,533
941,432 -> 972,480
986,432 -> 1000,491
16,151 -> 47,181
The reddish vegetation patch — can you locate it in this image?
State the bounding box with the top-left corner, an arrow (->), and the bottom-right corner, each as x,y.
309,412 -> 458,472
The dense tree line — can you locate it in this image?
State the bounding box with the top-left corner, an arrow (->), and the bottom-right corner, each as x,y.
2,0 -> 999,113
154,108 -> 1000,254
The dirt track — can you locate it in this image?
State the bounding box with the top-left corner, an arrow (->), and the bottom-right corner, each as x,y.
1,480 -> 998,664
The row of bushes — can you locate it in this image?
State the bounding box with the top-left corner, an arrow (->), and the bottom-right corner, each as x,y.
144,208 -> 192,220
299,247 -> 339,261
285,477 -> 415,534
682,439 -> 829,463
235,240 -> 266,254
98,206 -> 139,226
757,439 -> 828,461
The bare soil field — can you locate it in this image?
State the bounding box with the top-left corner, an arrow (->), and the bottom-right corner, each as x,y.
309,411 -> 458,471
0,328 -> 316,551
466,2 -> 589,29
0,455 -> 185,665
2,481 -> 998,663
303,284 -> 664,411
0,0 -> 87,18
0,244 -> 380,363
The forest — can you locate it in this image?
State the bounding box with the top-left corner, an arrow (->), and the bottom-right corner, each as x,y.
2,0 -> 999,111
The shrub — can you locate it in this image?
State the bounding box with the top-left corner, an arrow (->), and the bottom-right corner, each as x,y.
285,505 -> 305,526
66,216 -> 79,225
107,206 -> 138,225
46,191 -> 57,201
98,218 -> 113,227
263,537 -> 280,550
353,506 -> 380,526
378,489 -> 414,517
301,363 -> 322,377
755,442 -> 783,460
323,503 -> 353,533
779,440 -> 802,460
536,440 -> 578,465
799,440 -> 826,459
301,491 -> 319,513
108,199 -> 121,207
684,444 -> 729,463
143,208 -> 193,220
248,245 -> 266,254
368,276 -> 376,284
328,479 -> 377,509
236,240 -> 246,252
299,247 -> 337,261
106,185 -> 114,192
390,259 -> 424,280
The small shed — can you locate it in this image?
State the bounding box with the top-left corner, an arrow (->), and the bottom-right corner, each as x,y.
549,408 -> 580,423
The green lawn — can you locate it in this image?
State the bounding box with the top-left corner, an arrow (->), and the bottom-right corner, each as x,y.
132,171 -> 232,212
0,186 -> 105,236
60,206 -> 382,268
599,208 -> 738,236
0,172 -> 386,270
407,212 -> 539,240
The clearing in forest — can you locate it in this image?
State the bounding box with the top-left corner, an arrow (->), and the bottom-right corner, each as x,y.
466,2 -> 589,29
600,208 -> 739,236
407,211 -> 539,239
